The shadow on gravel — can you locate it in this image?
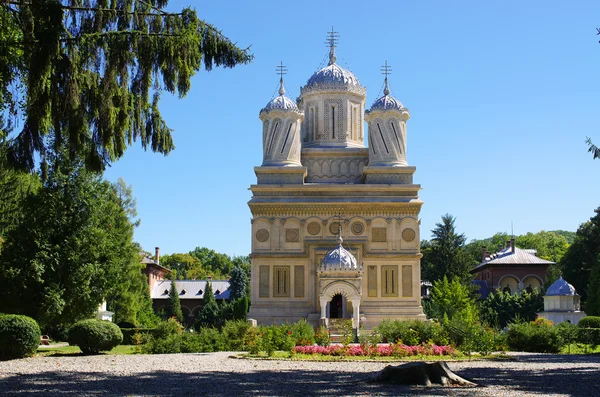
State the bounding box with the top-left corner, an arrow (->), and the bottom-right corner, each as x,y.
455,354 -> 600,397
1,356 -> 599,397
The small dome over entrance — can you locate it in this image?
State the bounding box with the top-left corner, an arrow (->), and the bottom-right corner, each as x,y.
321,237 -> 358,272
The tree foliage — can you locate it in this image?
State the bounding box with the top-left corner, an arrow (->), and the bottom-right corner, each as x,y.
228,266 -> 248,301
160,247 -> 250,280
0,0 -> 252,174
195,281 -> 219,329
165,281 -> 184,324
479,290 -> 543,328
0,156 -> 151,329
421,214 -> 473,283
560,207 -> 600,313
429,276 -> 478,322
586,137 -> 600,160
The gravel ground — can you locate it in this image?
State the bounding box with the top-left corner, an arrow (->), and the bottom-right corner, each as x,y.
0,352 -> 599,396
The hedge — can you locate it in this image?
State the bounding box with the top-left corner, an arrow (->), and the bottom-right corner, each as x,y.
0,315 -> 41,359
68,319 -> 123,354
120,328 -> 159,345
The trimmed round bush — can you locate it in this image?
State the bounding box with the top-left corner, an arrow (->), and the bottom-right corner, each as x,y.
578,316 -> 600,329
0,314 -> 41,359
68,319 -> 123,354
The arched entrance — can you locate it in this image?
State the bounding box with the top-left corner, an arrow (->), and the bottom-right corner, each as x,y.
329,294 -> 345,319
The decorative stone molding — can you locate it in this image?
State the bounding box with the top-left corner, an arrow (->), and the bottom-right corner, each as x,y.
402,228 -> 416,242
329,221 -> 341,235
256,229 -> 270,242
372,228 -> 387,242
286,228 -> 300,242
351,222 -> 364,235
307,222 -> 321,235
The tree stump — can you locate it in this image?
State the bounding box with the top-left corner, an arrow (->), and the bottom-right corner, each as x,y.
370,361 -> 477,387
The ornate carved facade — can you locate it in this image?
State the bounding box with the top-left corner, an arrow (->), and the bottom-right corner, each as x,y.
248,34 -> 426,331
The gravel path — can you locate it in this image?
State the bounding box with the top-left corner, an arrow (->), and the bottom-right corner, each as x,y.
0,352 -> 599,396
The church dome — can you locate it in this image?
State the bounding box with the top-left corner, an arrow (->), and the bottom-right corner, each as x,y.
367,76 -> 407,113
260,78 -> 301,115
546,277 -> 577,296
321,237 -> 359,272
370,94 -> 404,112
261,94 -> 298,113
305,63 -> 361,89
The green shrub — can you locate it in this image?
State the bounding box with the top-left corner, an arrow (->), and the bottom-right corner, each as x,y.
141,333 -> 181,354
0,315 -> 41,359
181,328 -> 224,353
578,316 -> 600,329
506,318 -> 563,353
314,325 -> 331,346
222,320 -> 250,351
120,328 -> 157,345
288,319 -> 315,346
376,320 -> 447,345
68,319 -> 123,354
154,318 -> 183,339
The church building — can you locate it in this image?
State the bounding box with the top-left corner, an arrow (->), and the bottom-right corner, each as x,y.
247,31 -> 426,333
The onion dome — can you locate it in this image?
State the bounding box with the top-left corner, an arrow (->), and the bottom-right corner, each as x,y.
546,277 -> 577,296
320,236 -> 359,272
368,77 -> 406,113
260,78 -> 300,115
301,44 -> 365,95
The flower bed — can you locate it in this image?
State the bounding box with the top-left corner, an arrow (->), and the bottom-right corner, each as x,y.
294,343 -> 455,357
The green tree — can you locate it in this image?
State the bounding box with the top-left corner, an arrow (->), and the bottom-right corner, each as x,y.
195,281 -> 219,329
429,276 -> 477,322
480,290 -> 543,328
228,266 -> 248,301
0,1 -> 252,174
560,208 -> 600,304
0,156 -> 140,329
112,178 -> 141,228
586,137 -> 600,160
160,253 -> 203,280
165,282 -> 184,324
422,214 -> 473,283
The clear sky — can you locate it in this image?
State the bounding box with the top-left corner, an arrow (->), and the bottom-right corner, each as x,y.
103,0 -> 600,257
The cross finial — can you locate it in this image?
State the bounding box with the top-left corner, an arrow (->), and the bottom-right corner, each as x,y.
325,26 -> 339,65
276,61 -> 287,96
381,60 -> 392,96
336,210 -> 345,245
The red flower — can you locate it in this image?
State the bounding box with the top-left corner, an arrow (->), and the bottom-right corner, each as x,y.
287,331 -> 291,335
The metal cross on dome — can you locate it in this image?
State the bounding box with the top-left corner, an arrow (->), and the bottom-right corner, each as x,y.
276,61 -> 287,79
336,210 -> 346,240
380,60 -> 392,78
276,61 -> 287,95
381,61 -> 392,96
326,27 -> 339,65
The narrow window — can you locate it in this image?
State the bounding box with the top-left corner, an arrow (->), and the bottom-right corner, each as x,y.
267,122 -> 279,155
309,108 -> 315,140
368,266 -> 377,297
331,106 -> 335,139
402,265 -> 413,297
369,133 -> 376,155
350,107 -> 353,140
281,124 -> 292,153
259,266 -> 269,298
391,122 -> 402,153
294,266 -> 305,298
377,123 -> 389,154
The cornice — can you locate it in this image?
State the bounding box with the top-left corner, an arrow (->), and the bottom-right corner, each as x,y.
248,203 -> 423,218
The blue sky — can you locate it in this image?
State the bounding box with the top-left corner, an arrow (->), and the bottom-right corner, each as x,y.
103,0 -> 600,257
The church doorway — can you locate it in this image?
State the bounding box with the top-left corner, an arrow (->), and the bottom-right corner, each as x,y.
329,294 -> 345,318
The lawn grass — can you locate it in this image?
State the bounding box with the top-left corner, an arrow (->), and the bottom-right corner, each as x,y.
560,343 -> 600,355
36,344 -> 137,357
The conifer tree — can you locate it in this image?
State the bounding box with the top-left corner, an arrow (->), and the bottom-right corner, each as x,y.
0,0 -> 252,174
228,266 -> 248,301
195,281 -> 219,329
165,281 -> 184,324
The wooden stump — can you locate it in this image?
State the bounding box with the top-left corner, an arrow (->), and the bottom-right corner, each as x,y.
370,361 -> 477,387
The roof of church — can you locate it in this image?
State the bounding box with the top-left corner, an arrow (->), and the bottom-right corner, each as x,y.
151,280 -> 230,300
471,245 -> 554,273
262,94 -> 299,113
546,277 -> 577,296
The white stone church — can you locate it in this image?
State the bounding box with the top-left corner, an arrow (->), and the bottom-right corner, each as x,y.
247,32 -> 426,333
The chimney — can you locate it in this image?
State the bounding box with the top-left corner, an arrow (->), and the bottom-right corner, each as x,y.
155,247 -> 160,265
498,244 -> 503,253
482,246 -> 488,262
506,240 -> 511,251
510,238 -> 515,253
207,276 -> 213,281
